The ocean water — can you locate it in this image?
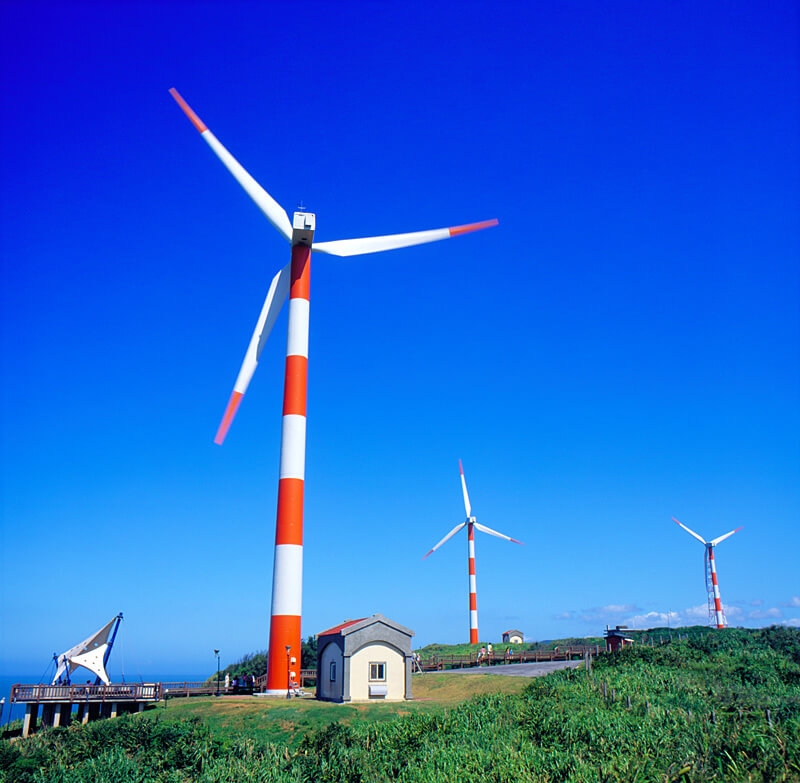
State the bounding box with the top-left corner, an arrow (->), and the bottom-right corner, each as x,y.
0,672 -> 207,726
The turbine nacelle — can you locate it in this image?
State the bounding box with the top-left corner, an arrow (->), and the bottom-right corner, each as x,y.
292,211 -> 315,247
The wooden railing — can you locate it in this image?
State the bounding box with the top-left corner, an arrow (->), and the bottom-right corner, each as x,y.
11,683 -> 160,703
254,669 -> 316,691
160,681 -> 223,698
420,645 -> 601,671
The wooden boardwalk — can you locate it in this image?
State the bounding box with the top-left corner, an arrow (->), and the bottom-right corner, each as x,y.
419,645 -> 600,671
10,682 -> 160,737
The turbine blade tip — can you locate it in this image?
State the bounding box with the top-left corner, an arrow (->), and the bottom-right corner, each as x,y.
448,218 -> 499,238
214,390 -> 244,445
169,87 -> 207,134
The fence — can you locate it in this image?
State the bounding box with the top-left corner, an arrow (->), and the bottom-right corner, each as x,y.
12,683 -> 160,703
421,645 -> 601,671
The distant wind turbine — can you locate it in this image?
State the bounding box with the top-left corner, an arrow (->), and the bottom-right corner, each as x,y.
169,89 -> 498,695
672,517 -> 743,629
424,461 -> 523,643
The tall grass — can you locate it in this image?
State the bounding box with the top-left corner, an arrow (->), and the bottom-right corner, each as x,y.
3,626 -> 798,782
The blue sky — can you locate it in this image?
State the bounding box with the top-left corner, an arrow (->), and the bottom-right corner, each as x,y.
1,0 -> 798,677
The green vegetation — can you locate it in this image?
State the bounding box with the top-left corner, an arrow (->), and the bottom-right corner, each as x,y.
2,626 -> 798,782
415,625 -> 713,659
206,637 -> 318,684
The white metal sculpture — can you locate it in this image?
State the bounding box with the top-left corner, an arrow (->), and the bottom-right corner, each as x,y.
52,613 -> 123,685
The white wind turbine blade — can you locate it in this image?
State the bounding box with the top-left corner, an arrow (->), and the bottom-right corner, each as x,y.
473,521 -> 524,545
422,522 -> 466,559
710,526 -> 743,546
169,89 -> 293,242
672,517 -> 708,545
458,459 -> 472,518
312,219 -> 498,257
215,264 -> 291,444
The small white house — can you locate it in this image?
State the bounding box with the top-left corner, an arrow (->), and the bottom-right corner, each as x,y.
502,629 -> 524,644
316,614 -> 414,703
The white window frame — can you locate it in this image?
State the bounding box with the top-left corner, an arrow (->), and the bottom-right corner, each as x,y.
369,662 -> 386,682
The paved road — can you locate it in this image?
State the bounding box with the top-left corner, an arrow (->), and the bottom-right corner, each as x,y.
428,660 -> 584,678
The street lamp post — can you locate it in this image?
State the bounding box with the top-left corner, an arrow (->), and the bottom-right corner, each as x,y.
285,645 -> 292,699
214,649 -> 220,696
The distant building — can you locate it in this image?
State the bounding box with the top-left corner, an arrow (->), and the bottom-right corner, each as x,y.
604,625 -> 634,652
316,614 -> 415,703
502,629 -> 524,644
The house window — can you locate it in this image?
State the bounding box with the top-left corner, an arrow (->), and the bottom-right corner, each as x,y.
369,662 -> 386,682
329,661 -> 336,682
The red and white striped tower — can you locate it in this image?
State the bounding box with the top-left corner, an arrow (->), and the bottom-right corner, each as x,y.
425,461 -> 522,644
706,545 -> 726,629
169,88 -> 500,692
467,520 -> 479,643
265,220 -> 313,692
672,518 -> 743,630
461,460 -> 480,643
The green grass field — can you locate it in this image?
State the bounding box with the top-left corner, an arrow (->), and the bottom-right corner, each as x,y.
149,672 -> 529,748
2,627 -> 798,782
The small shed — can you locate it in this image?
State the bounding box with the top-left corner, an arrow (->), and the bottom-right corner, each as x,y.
604,625 -> 635,653
316,614 -> 415,703
502,629 -> 524,644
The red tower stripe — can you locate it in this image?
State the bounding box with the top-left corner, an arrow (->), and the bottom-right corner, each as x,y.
275,478 -> 305,546
266,615 -> 302,690
290,245 -> 311,300
469,593 -> 477,610
282,356 -> 308,415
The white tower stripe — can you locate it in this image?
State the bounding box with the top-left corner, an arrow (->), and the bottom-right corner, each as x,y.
286,298 -> 310,357
279,415 -> 307,480
271,544 -> 303,616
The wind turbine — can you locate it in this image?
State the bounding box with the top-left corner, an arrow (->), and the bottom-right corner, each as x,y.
423,460 -> 523,643
672,517 -> 743,629
169,89 -> 498,695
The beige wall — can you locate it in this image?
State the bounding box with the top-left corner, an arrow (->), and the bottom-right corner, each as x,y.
349,642 -> 405,701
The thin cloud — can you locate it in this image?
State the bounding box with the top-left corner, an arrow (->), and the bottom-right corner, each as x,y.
627,610 -> 680,629
748,607 -> 782,620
